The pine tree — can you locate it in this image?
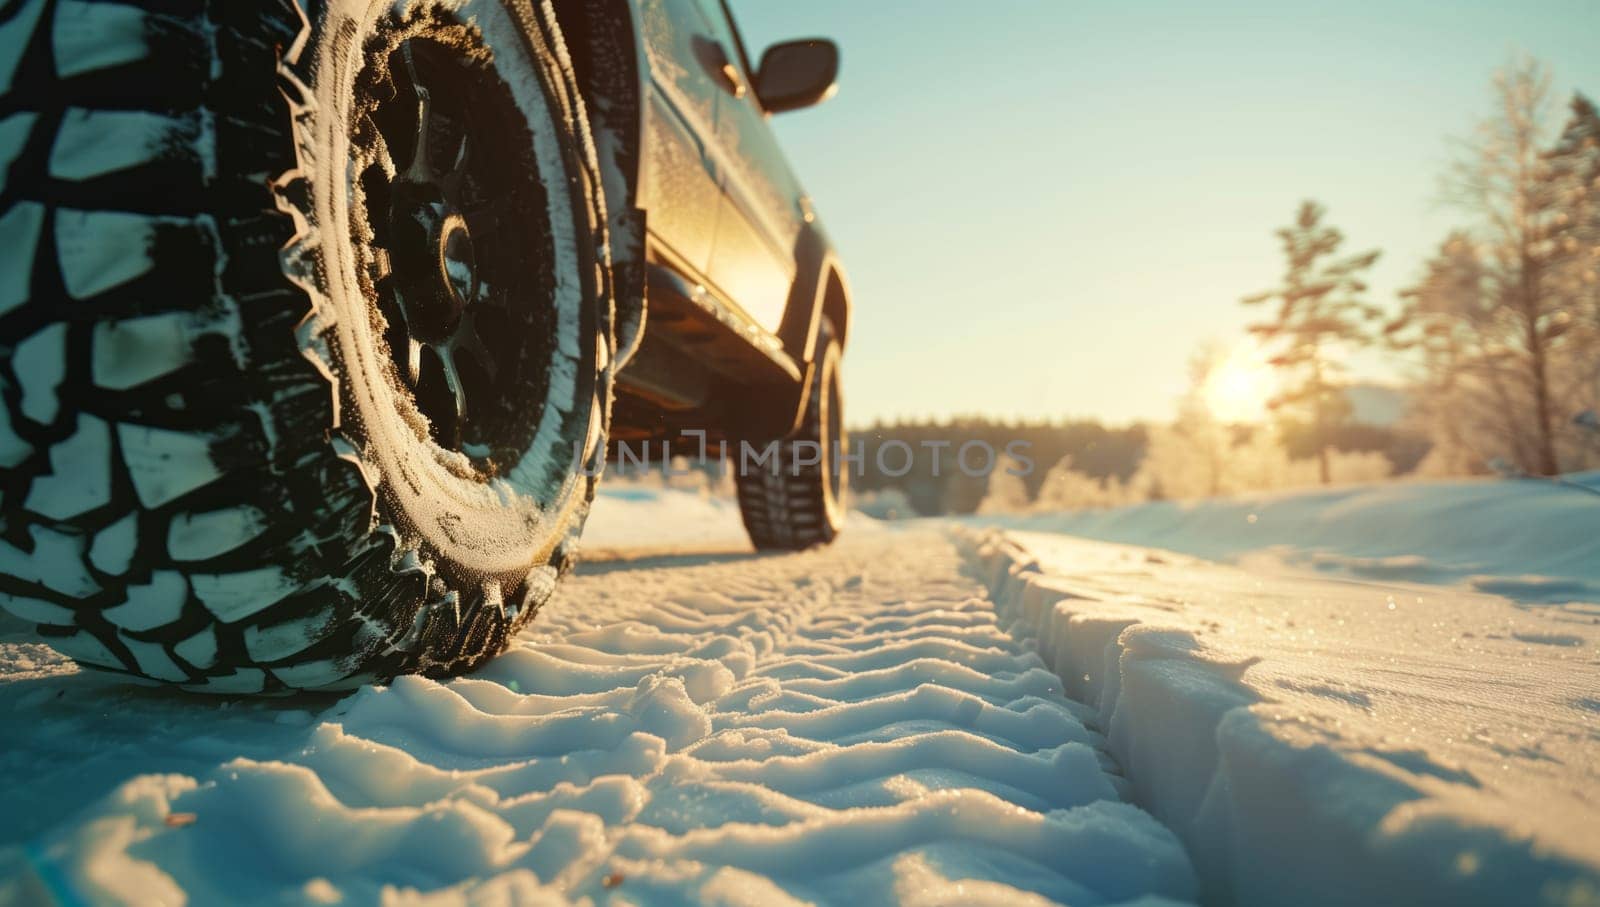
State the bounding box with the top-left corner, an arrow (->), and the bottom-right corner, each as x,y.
1243,201 -> 1381,484
1386,234 -> 1508,471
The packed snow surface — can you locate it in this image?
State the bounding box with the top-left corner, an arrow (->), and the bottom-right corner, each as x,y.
580,483 -> 753,554
3,482 -> 1598,905
0,494 -> 1195,905
983,473 -> 1600,603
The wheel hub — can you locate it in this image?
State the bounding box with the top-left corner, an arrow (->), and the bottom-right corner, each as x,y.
438,214 -> 477,309
350,36 -> 561,462
389,189 -> 476,343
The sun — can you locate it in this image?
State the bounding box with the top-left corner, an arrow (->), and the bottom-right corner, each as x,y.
1203,342 -> 1276,423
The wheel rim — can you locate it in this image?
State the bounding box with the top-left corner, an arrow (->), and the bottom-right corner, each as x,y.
353,34 -> 558,469
306,0 -> 603,579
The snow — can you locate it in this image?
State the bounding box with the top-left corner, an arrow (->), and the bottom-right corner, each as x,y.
24,413 -> 112,520
50,110 -> 188,182
174,627 -> 219,672
968,475 -> 1600,905
0,200 -> 41,319
166,505 -> 268,562
0,593 -> 74,626
89,514 -> 138,576
2,482 -> 1596,903
116,423 -> 223,510
0,525 -> 99,598
0,489 -> 1196,905
244,611 -> 331,664
191,566 -> 301,625
984,473 -> 1600,603
51,1 -> 151,80
13,321 -> 66,425
53,210 -> 161,301
580,482 -> 754,553
91,312 -> 197,391
101,571 -> 187,633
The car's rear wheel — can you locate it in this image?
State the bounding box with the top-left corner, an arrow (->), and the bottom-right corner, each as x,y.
0,0 -> 614,691
736,320 -> 847,550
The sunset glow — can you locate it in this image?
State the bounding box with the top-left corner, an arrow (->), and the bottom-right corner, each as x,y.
1203,342 -> 1276,423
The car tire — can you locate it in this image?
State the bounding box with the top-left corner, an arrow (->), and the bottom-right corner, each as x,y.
736,319 -> 846,551
0,0 -> 614,692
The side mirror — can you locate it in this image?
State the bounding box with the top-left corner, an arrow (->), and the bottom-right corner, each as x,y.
755,39 -> 839,114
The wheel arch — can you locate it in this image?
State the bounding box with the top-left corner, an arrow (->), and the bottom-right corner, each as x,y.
820,261 -> 852,352
778,223 -> 853,366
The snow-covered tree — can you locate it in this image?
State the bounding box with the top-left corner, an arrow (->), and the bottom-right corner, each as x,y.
1389,62 -> 1600,475
1033,455 -> 1131,511
1243,201 -> 1381,484
976,455 -> 1032,514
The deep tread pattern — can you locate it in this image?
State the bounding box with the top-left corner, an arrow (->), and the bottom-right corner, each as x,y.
736,322 -> 844,551
0,0 -> 612,691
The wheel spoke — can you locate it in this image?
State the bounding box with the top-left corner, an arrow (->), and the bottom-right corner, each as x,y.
437,348 -> 468,443
439,130 -> 469,198
400,44 -> 437,182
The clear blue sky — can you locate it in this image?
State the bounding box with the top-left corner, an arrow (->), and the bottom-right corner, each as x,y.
730,0 -> 1600,426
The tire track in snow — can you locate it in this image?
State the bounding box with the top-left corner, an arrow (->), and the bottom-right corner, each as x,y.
1,529 -> 1196,905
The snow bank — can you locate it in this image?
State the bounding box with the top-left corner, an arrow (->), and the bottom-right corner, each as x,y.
980,475 -> 1600,603
971,529 -> 1600,907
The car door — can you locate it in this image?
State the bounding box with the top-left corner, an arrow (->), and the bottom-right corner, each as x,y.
635,0 -> 730,277
696,0 -> 806,335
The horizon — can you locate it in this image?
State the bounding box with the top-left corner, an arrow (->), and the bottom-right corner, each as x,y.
843,378 -> 1407,431
733,0 -> 1600,426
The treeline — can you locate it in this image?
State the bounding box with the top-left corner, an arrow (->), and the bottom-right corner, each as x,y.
936,56 -> 1600,517
852,419 -> 1144,516
852,415 -> 1427,516
1245,58 -> 1600,481
865,57 -> 1600,518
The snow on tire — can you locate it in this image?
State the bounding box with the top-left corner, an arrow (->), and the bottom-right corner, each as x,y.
0,0 -> 615,691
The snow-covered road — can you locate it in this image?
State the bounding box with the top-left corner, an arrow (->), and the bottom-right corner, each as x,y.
0,526 -> 1196,906
3,482 -> 1598,906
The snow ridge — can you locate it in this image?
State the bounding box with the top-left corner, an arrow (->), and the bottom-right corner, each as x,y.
970,529 -> 1600,907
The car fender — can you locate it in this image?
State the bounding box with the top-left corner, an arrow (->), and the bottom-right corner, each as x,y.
778,224 -> 852,364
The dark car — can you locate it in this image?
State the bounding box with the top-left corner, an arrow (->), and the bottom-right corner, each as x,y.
0,0 -> 850,691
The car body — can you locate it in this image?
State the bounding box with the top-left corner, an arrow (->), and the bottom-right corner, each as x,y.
0,0 -> 850,691
558,0 -> 853,449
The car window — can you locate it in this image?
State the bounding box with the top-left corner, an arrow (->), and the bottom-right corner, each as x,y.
695,0 -> 755,81
718,2 -> 758,80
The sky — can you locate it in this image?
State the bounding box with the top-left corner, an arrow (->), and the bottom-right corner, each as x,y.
729,0 -> 1600,426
